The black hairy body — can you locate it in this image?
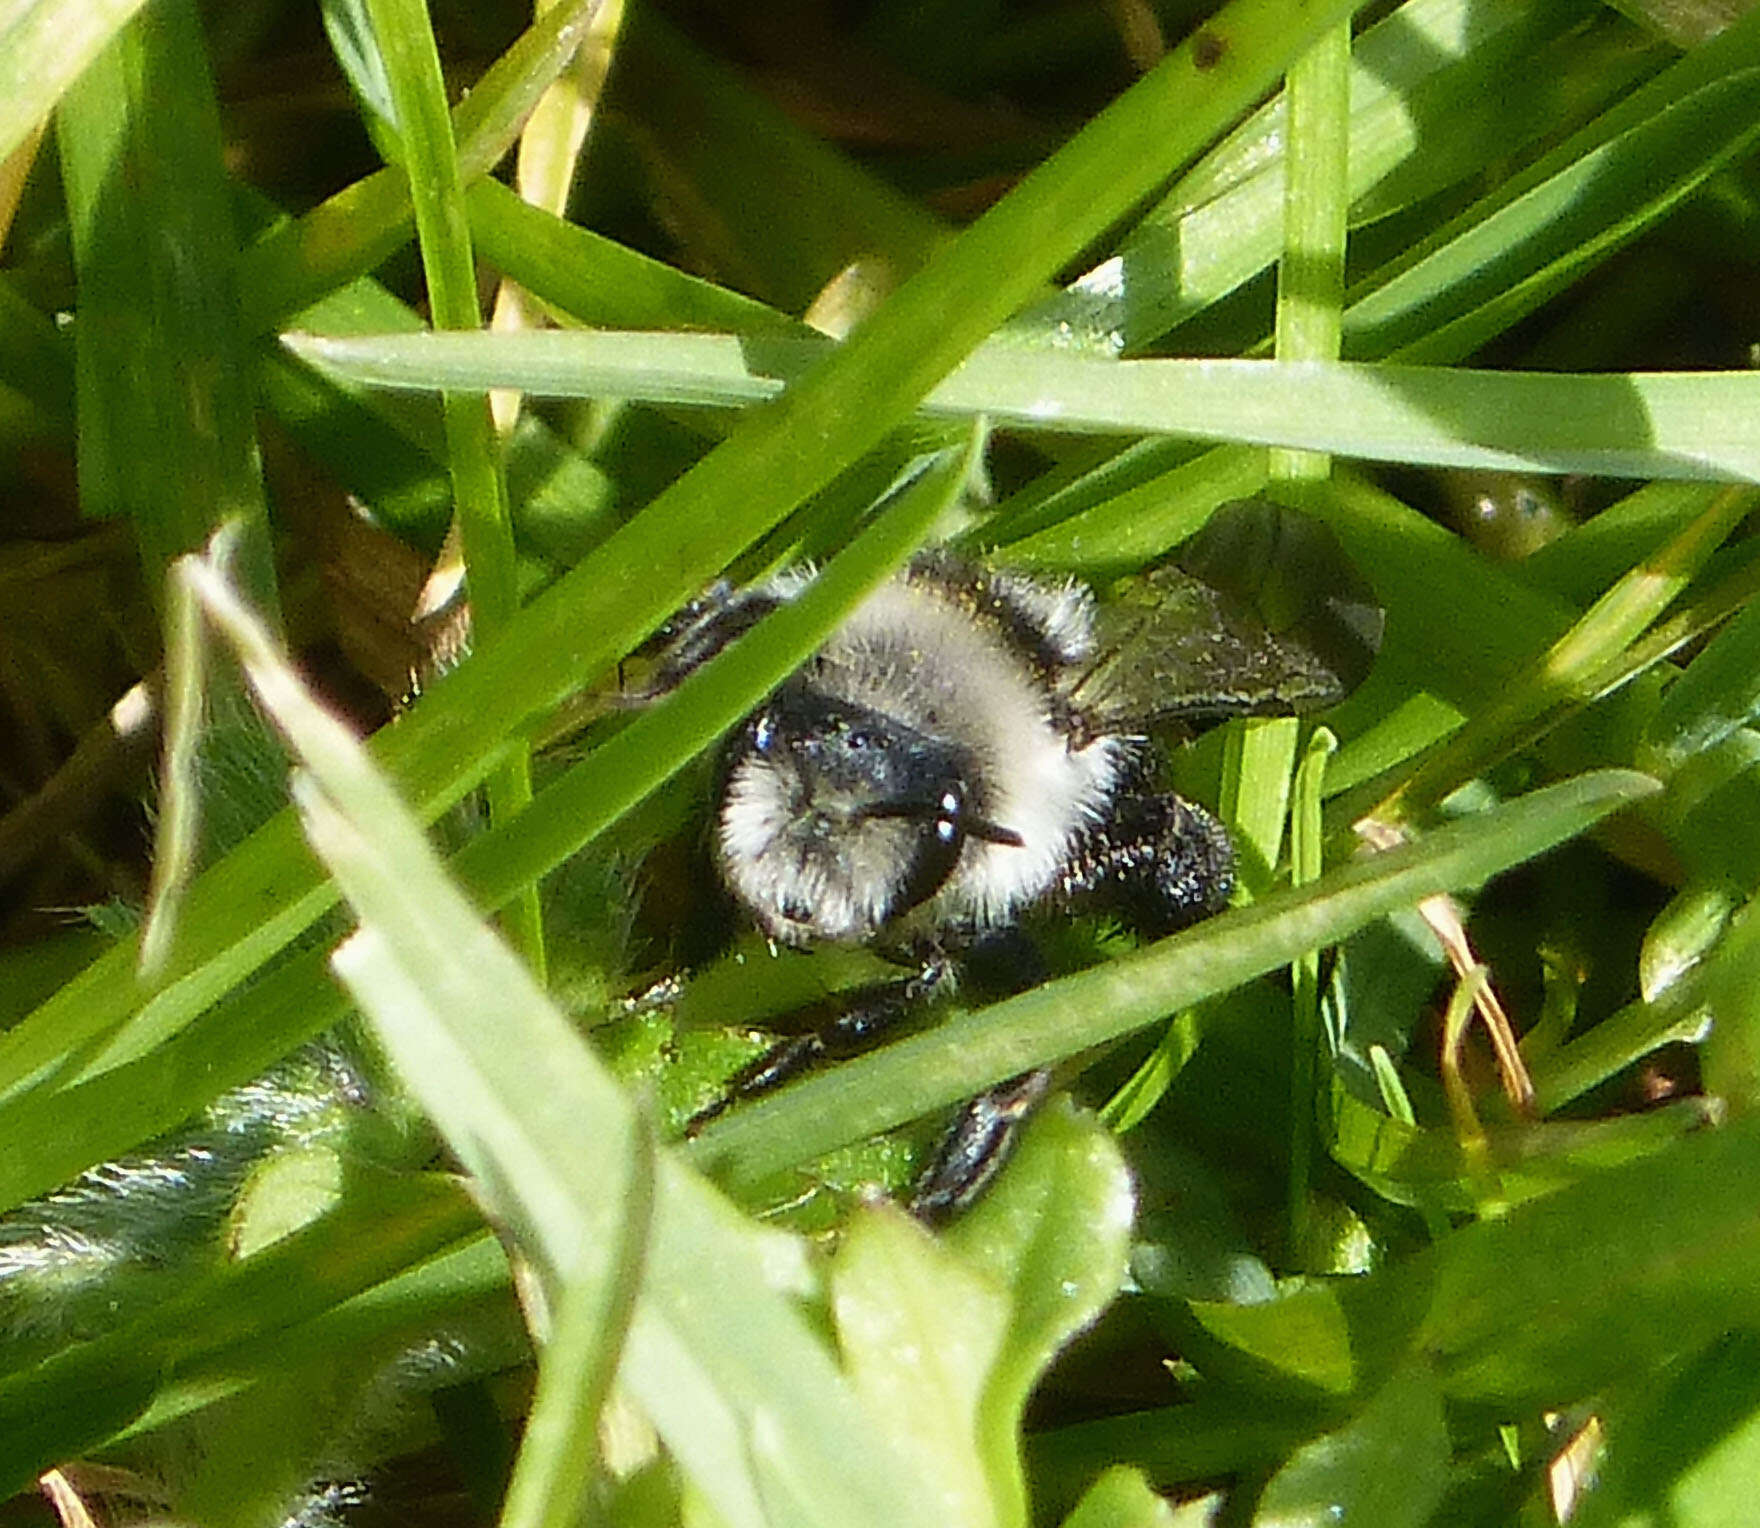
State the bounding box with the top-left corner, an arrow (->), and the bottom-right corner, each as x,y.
664,551 -> 1242,1218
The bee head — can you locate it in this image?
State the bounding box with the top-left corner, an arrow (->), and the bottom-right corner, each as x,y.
714,684 -> 1020,944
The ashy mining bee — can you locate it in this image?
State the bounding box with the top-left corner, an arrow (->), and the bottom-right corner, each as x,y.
660,499 -> 1380,1219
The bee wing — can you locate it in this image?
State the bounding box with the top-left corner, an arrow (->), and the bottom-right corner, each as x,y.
1078,499 -> 1384,729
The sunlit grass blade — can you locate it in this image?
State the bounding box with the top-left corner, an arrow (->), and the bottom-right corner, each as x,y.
1267,19 -> 1349,485
688,770 -> 1657,1194
1286,727 -> 1336,1260
184,551 -> 951,1528
358,0 -> 541,971
137,558 -> 205,980
1020,0 -> 1644,353
1642,583 -> 1760,770
264,266 -> 617,554
0,0 -> 153,164
286,330 -> 1760,484
496,1111 -> 651,1528
1377,485 -> 1758,821
1344,51 -> 1760,362
992,443 -> 1270,569
238,0 -> 604,330
467,178 -> 796,334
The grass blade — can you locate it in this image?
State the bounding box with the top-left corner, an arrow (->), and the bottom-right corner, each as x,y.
690,770 -> 1657,1193
286,330 -> 1760,484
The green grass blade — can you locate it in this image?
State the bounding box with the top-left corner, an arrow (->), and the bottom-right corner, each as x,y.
137,556 -> 205,979
1643,587 -> 1760,769
0,0 -> 151,163
1267,20 -> 1350,485
1020,0 -> 1638,353
286,330 -> 1760,484
56,0 -> 276,605
265,264 -> 617,554
688,770 -> 1657,1193
189,570 -> 952,1528
496,1114 -> 651,1528
1379,484 -> 1757,820
359,0 -> 541,970
238,0 -> 604,331
1345,63 -> 1760,362
466,177 -> 797,333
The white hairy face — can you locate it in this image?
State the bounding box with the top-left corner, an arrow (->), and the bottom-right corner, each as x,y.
714,564 -> 1124,945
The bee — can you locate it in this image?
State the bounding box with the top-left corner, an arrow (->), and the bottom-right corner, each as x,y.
663,500 -> 1380,1220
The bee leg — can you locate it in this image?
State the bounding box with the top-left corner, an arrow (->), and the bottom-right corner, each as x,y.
1063,787 -> 1236,938
906,928 -> 1053,1224
908,1068 -> 1053,1225
684,961 -> 949,1136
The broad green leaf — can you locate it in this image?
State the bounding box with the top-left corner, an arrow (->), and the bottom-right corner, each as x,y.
1251,1356 -> 1448,1528
1166,1112 -> 1760,1418
1404,1112 -> 1760,1406
1030,1400 -> 1317,1518
833,1208 -> 1011,1528
946,1100 -> 1136,1526
1059,1467 -> 1179,1528
1572,1333 -> 1760,1528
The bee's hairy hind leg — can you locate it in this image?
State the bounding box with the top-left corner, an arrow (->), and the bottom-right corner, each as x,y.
908,1067 -> 1054,1225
